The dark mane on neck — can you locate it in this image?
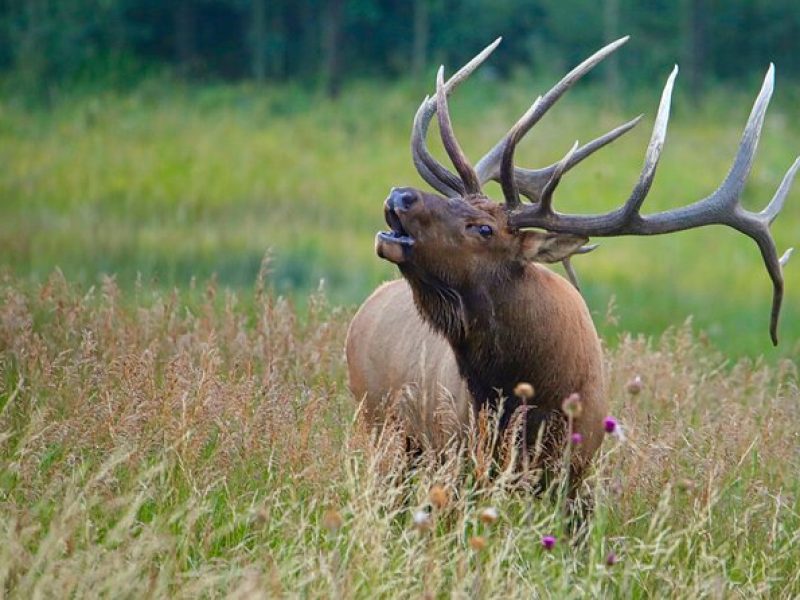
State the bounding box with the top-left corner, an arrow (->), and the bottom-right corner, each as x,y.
400,261 -> 532,409
399,264 -> 469,343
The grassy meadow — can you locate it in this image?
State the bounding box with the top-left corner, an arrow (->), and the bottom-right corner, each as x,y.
1,74 -> 799,354
1,73 -> 800,597
1,272 -> 799,597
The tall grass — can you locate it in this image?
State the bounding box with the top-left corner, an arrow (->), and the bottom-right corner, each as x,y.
1,77 -> 799,355
1,270 -> 798,597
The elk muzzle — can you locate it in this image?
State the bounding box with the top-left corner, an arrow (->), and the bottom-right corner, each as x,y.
375,187 -> 417,264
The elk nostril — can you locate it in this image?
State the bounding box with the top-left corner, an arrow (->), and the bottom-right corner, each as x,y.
390,188 -> 418,211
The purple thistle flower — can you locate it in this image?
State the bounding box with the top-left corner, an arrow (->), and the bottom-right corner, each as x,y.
605,551 -> 618,567
541,535 -> 556,551
570,432 -> 583,445
603,416 -> 618,434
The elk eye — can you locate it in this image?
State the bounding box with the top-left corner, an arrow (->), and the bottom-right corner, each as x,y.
478,225 -> 493,238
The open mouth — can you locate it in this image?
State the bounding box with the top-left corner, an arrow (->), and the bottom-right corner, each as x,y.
378,206 -> 414,246
375,206 -> 414,263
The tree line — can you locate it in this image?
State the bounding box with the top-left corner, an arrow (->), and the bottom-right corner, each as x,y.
3,0 -> 800,98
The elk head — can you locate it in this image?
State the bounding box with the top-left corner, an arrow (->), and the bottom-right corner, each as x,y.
376,36 -> 797,345
377,188 -> 588,290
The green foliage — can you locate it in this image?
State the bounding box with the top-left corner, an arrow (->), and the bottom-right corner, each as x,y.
1,1 -> 800,96
1,77 -> 798,357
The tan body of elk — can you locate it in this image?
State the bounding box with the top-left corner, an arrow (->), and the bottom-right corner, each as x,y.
346,280 -> 470,451
347,262 -> 606,475
347,36 -> 795,486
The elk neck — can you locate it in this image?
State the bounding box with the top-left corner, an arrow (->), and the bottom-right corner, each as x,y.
400,260 -> 585,428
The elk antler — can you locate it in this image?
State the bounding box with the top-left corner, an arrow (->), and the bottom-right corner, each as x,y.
507,64 -> 798,345
436,66 -> 482,195
411,37 -> 640,199
411,38 -> 502,197
410,37 -> 796,344
476,37 -> 643,205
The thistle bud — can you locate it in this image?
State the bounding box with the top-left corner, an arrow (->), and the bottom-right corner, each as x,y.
541,535 -> 556,551
412,510 -> 433,532
469,536 -> 487,551
322,509 -> 343,533
428,485 -> 449,510
561,393 -> 583,418
626,375 -> 643,395
478,507 -> 499,525
603,416 -> 625,441
514,382 -> 535,401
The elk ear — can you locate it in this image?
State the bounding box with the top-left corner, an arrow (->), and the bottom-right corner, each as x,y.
519,231 -> 589,263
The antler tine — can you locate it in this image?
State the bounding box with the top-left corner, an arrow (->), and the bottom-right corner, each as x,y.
539,140 -> 580,215
477,37 -> 631,197
508,65 -> 678,233
623,65 -> 679,218
412,96 -> 465,197
779,247 -> 794,268
754,156 -> 799,343
761,153 -> 799,225
510,65 -> 798,345
411,37 -> 502,196
436,66 -> 482,195
500,98 -> 540,208
508,66 -> 676,223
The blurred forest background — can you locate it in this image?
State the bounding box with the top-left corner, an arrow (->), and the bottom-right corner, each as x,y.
3,0 -> 800,96
2,0 -> 800,356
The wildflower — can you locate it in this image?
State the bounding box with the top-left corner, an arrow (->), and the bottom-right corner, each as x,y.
478,507 -> 499,525
541,535 -> 556,551
570,432 -> 583,445
514,382 -> 535,401
605,551 -> 618,567
412,509 -> 433,532
603,416 -> 618,433
428,485 -> 449,510
626,375 -> 643,395
469,536 -> 487,551
603,416 -> 625,440
561,392 -> 583,418
322,509 -> 343,533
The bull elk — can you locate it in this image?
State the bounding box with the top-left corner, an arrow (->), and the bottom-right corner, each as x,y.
346,37 -> 796,486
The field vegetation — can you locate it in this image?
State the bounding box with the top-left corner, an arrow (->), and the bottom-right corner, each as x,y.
0,270 -> 798,597
2,77 -> 799,355
1,75 -> 800,597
